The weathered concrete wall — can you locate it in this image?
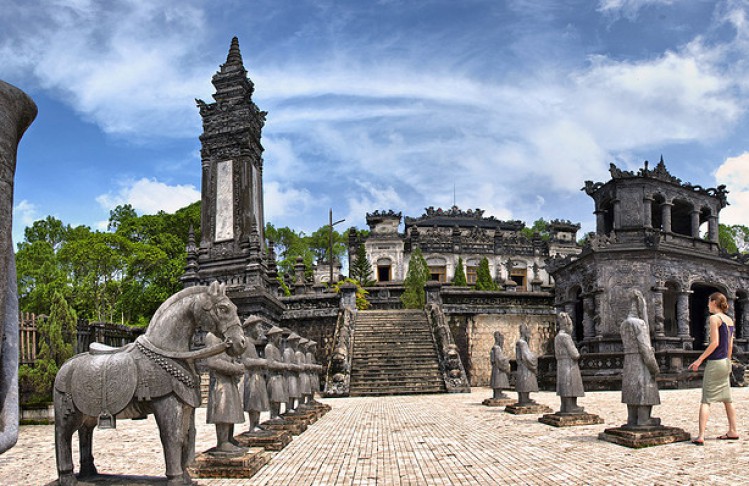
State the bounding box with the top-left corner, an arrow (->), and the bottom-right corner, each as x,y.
450,313 -> 555,386
0,80 -> 37,454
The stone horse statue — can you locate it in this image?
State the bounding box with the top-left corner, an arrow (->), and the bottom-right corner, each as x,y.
53,282 -> 247,485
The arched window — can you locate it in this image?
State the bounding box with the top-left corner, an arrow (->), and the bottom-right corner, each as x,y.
671,199 -> 692,237
651,194 -> 665,230
426,257 -> 447,283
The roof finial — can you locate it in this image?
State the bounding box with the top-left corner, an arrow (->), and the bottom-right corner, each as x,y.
226,36 -> 243,66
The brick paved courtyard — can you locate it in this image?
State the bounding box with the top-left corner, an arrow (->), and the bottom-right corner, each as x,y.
2,387 -> 748,485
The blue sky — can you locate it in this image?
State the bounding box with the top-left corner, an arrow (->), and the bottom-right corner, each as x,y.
4,0 -> 749,245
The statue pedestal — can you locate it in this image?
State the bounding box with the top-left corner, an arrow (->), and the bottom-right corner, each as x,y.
539,412 -> 604,427
309,400 -> 332,413
282,408 -> 320,425
188,447 -> 269,479
482,397 -> 515,407
504,403 -> 553,415
235,428 -> 292,451
260,417 -> 307,435
598,425 -> 690,448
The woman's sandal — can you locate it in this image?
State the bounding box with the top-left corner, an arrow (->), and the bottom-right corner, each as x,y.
691,439 -> 704,445
717,434 -> 739,440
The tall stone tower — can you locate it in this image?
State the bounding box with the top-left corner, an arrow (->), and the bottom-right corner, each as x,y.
183,37 -> 281,319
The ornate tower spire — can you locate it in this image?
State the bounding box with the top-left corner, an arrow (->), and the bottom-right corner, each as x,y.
226,36 -> 243,67
189,36 -> 269,290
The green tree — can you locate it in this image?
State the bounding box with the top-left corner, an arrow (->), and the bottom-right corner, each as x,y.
475,257 -> 498,291
18,291 -> 77,403
719,224 -> 749,254
452,256 -> 467,286
349,242 -> 375,286
521,218 -> 550,241
401,248 -> 430,309
334,278 -> 370,310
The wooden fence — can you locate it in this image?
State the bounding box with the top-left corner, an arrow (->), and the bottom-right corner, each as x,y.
18,313 -> 144,366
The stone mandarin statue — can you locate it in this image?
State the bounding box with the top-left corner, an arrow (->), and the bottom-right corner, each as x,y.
0,80 -> 36,455
297,338 -> 313,407
555,312 -> 585,414
264,326 -> 289,419
241,317 -> 270,434
283,332 -> 302,413
205,331 -> 247,454
515,323 -> 539,405
489,331 -> 511,400
620,289 -> 661,428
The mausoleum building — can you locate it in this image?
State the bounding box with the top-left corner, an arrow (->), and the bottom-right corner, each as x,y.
546,159 -> 749,389
354,207 -> 581,290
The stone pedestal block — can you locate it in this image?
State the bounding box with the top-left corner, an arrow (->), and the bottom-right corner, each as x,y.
260,418 -> 307,435
482,397 -> 515,407
235,429 -> 292,451
598,425 -> 690,448
504,403 -> 553,415
282,409 -> 319,425
539,412 -> 604,427
188,447 -> 270,479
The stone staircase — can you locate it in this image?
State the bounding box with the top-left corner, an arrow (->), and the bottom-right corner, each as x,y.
349,309 -> 446,396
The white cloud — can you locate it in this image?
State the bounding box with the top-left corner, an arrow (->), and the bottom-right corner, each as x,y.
96,178 -> 200,214
597,0 -> 681,18
264,181 -> 313,223
0,0 -> 213,138
344,182 -> 407,227
13,200 -> 39,227
715,152 -> 749,226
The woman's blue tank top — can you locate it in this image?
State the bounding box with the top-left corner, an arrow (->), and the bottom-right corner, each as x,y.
707,320 -> 734,360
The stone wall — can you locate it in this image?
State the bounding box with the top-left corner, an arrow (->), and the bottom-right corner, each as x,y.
450,313 -> 555,386
439,288 -> 556,386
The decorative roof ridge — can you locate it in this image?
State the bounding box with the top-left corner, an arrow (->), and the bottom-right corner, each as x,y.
582,157 -> 729,207
366,210 -> 402,220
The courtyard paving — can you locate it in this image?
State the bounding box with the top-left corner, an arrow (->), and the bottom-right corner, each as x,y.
1,387 -> 748,485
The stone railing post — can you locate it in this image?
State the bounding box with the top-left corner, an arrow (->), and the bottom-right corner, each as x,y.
651,284 -> 667,337
690,210 -> 701,238
643,196 -> 653,229
322,283 -> 358,397
662,202 -> 673,233
0,80 -> 37,454
424,302 -> 470,393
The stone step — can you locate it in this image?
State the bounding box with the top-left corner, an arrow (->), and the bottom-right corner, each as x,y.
349,386 -> 446,396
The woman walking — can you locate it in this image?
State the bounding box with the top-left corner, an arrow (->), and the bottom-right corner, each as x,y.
688,292 -> 739,445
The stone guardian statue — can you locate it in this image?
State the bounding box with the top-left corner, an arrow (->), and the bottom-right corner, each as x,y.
205,332 -> 247,454
620,289 -> 661,428
482,331 -> 513,406
264,326 -> 288,419
0,80 -> 36,455
515,323 -> 539,405
555,312 -> 585,414
241,317 -> 269,434
283,333 -> 302,413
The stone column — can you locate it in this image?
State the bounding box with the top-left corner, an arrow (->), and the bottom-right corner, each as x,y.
708,215 -> 719,243
741,298 -> 749,340
643,196 -> 653,229
593,291 -> 604,337
691,210 -> 701,238
582,295 -> 596,339
676,290 -> 692,337
661,201 -> 673,233
594,209 -> 606,235
651,284 -> 667,337
612,199 -> 621,230
0,80 -> 37,454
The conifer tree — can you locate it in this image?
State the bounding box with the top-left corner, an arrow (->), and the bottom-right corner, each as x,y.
19,290 -> 78,402
452,256 -> 467,286
349,243 -> 375,286
474,257 -> 498,291
401,247 -> 430,309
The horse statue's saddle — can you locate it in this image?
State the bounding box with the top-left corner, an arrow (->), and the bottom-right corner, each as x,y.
55,337 -> 206,424
56,344 -> 139,419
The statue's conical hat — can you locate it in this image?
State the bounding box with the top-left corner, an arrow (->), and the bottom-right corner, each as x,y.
266,325 -> 284,336
299,337 -> 309,345
287,332 -> 301,341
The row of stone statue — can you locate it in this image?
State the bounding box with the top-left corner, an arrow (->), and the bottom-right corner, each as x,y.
203,317 -> 325,455
488,290 -> 689,446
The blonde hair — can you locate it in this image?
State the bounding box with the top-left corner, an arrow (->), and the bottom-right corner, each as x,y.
709,292 -> 729,312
